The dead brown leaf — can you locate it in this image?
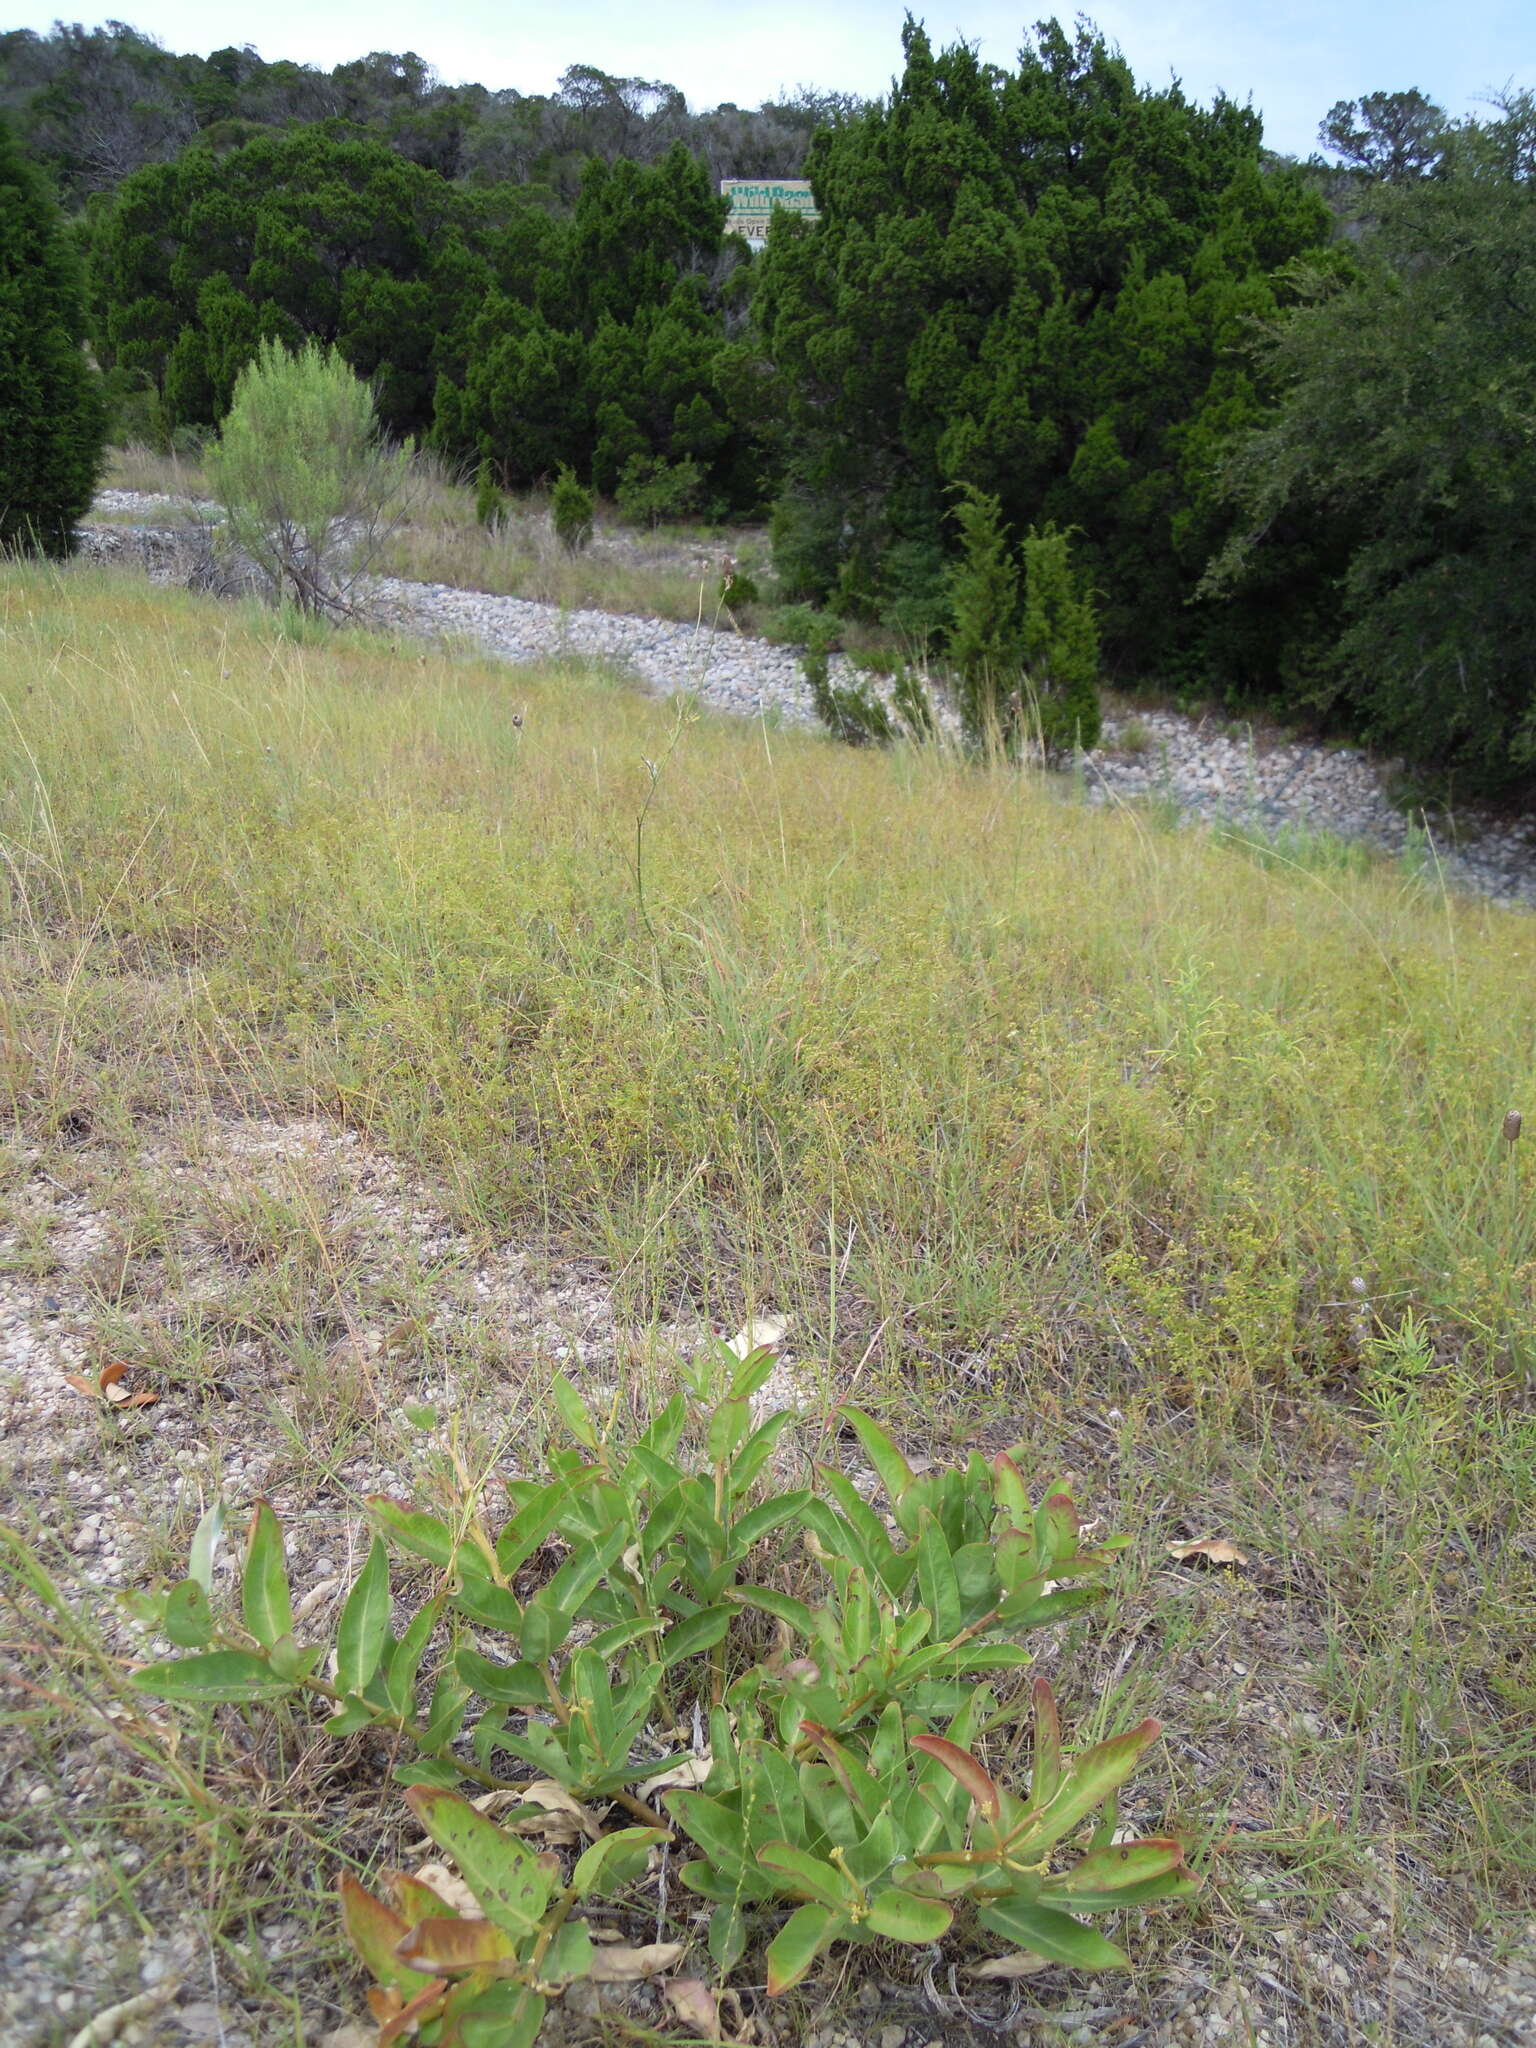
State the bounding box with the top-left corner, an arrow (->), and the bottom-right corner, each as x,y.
293,1575 -> 343,1623
504,1778 -> 603,1842
411,1861 -> 479,1916
967,1951 -> 1051,1980
663,1978 -> 723,2038
65,1363 -> 159,1409
726,1317 -> 786,1359
587,1941 -> 686,1982
637,1753 -> 712,1799
1167,1536 -> 1250,1566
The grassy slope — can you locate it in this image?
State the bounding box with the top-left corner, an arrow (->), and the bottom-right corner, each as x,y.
2,561 -> 1533,2044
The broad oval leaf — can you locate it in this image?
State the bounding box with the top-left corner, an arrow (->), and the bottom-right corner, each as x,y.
393,1758 -> 464,1790
187,1499 -> 226,1594
660,1603 -> 734,1667
708,1902 -> 748,1974
910,1734 -> 1002,1822
863,1889 -> 954,1943
336,1537 -> 391,1696
730,1585 -> 817,1636
164,1577 -> 214,1649
456,1983 -> 547,2048
765,1899 -> 843,1995
838,1406 -> 915,1510
538,1917 -> 595,1988
705,1395 -> 753,1466
571,1825 -> 668,1897
731,1489 -> 814,1550
757,1841 -> 854,1910
976,1895 -> 1129,1971
665,1792 -> 753,1887
396,1915 -> 519,1975
456,1646 -> 558,1706
1039,1837 -> 1198,1912
552,1372 -> 599,1448
338,1876 -> 434,1996
242,1502 -> 293,1649
915,1517 -> 963,1643
129,1649 -> 291,1703
1017,1718 -> 1163,1857
403,1787 -> 554,1937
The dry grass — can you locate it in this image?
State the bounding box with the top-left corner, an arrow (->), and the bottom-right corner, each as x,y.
102,444 -> 767,626
1,558 -> 1533,2047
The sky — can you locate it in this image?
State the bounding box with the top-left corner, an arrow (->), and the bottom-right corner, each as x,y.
14,3 -> 1536,159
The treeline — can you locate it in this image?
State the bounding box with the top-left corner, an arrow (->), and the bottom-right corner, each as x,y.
90,129 -> 763,516
0,22 -> 854,204
755,33 -> 1534,791
4,16 -> 1534,793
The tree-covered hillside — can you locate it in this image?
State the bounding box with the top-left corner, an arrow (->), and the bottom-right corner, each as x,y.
0,22 -> 854,204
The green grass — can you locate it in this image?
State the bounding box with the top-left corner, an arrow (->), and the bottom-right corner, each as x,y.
2,559 -> 1533,2045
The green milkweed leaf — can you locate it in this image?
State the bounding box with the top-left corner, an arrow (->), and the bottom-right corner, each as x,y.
186,1500 -> 225,1594
765,1900 -> 843,1994
1038,1838 -> 1197,1911
338,1876 -> 435,1996
457,1984 -> 546,2048
163,1577 -> 214,1649
335,1537 -> 390,1695
403,1787 -> 555,1936
552,1372 -> 600,1448
130,1649 -> 290,1703
864,1889 -> 953,1942
242,1502 -> 292,1648
976,1894 -> 1129,1970
571,1826 -> 668,1896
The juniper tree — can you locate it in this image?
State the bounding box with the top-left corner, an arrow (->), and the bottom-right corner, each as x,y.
0,115 -> 106,557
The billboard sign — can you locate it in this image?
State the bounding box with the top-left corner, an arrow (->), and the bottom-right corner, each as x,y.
721,178 -> 818,246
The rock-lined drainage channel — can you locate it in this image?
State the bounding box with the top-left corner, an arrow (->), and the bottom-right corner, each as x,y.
77,505 -> 1536,909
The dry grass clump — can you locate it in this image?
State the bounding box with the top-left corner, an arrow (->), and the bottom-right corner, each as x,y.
1,560 -> 1533,2046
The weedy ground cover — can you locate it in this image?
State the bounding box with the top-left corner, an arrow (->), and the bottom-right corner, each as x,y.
1,561 -> 1533,2046
99,446 -> 761,629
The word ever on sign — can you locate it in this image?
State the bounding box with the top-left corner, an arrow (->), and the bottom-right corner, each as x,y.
720,179 -> 819,246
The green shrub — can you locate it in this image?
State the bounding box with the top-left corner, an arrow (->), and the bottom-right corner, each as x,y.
591,402 -> 648,499
767,490 -> 843,603
550,466 -> 594,552
878,536 -> 953,643
474,458 -> 505,530
206,338 -> 412,616
947,484 -> 1022,745
844,643 -> 901,678
759,601 -> 836,647
803,625 -> 897,746
1022,522 -> 1102,752
0,115 -> 107,557
615,453 -> 703,528
101,366 -> 171,452
122,1353 -> 1194,2015
719,557 -> 759,609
